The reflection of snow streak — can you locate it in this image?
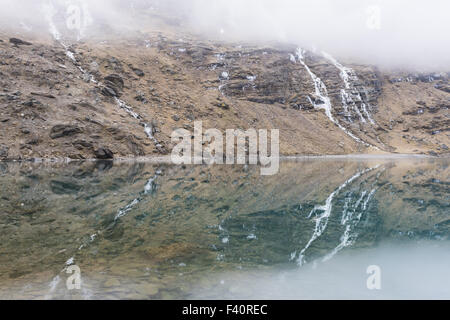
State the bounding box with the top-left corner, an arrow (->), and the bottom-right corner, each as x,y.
43,170 -> 160,299
321,187 -> 377,263
115,173 -> 159,220
44,275 -> 61,300
293,48 -> 375,148
294,166 -> 379,266
322,52 -> 376,125
322,167 -> 385,262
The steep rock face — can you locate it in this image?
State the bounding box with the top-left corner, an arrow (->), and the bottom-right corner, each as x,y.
0,31 -> 448,160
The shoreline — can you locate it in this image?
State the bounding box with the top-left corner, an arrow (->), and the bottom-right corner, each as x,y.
1,153 -> 448,165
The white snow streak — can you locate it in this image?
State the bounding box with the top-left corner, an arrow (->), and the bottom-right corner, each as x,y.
322,52 -> 376,125
294,48 -> 372,147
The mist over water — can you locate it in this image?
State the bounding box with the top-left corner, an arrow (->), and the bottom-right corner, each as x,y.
191,241 -> 450,300
0,0 -> 449,69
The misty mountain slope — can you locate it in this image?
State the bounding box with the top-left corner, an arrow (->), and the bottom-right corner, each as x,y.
0,30 -> 449,160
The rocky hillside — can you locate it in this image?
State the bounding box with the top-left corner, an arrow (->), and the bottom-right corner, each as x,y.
0,28 -> 449,161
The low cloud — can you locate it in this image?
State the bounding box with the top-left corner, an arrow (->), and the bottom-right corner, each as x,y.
1,0 -> 449,70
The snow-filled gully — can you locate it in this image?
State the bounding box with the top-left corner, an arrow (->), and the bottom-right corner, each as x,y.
293,48 -> 377,149
322,52 -> 376,125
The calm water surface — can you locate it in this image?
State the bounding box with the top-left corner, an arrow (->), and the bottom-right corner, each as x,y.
0,158 -> 448,299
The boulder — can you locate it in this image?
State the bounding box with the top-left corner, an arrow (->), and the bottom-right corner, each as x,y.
94,148 -> 114,160
104,74 -> 124,90
131,67 -> 145,77
102,74 -> 124,97
101,86 -> 118,97
9,38 -> 32,46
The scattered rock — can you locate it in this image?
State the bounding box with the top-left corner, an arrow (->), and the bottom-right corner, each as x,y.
126,137 -> 145,156
50,125 -> 82,139
134,92 -> 148,103
89,61 -> 99,73
172,114 -> 180,121
0,145 -> 9,160
94,148 -> 114,159
416,101 -> 427,106
107,57 -> 123,71
215,101 -> 230,110
131,67 -> 145,77
73,140 -> 93,150
31,92 -> 56,99
156,143 -> 167,154
22,99 -> 42,107
434,83 -> 450,93
9,38 -> 32,46
26,138 -> 40,145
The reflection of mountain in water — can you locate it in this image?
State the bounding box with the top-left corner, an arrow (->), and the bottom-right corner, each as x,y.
217,165 -> 385,266
0,159 -> 448,299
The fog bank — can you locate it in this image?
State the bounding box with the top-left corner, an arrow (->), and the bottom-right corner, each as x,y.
1,0 -> 449,69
